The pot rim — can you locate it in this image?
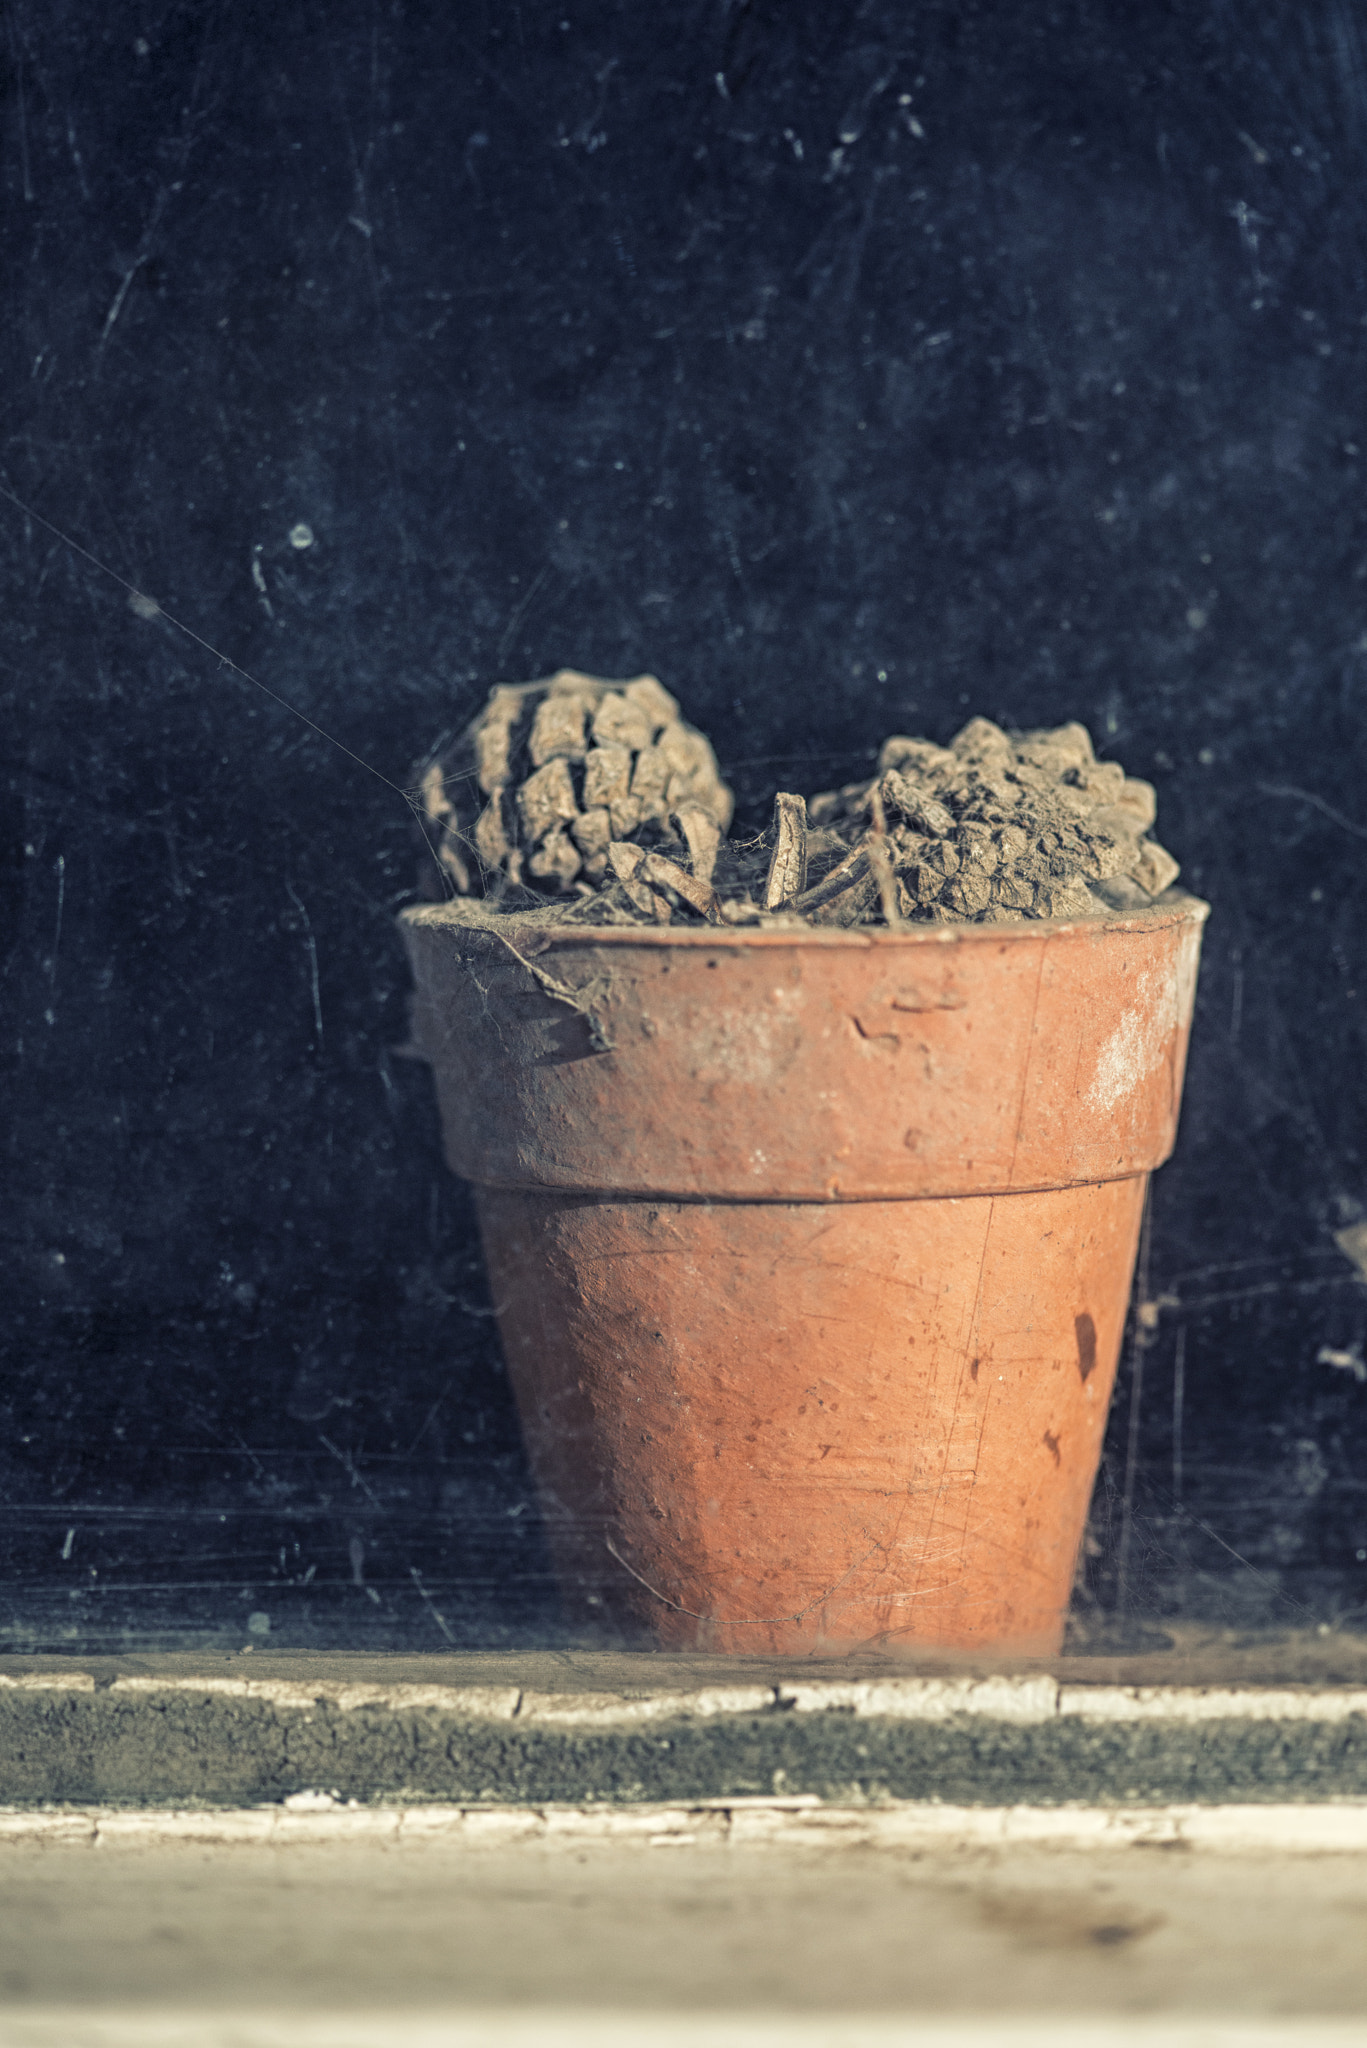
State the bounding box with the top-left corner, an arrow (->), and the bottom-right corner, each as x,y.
403,886 -> 1209,953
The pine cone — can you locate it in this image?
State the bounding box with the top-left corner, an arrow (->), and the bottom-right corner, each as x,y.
416,669 -> 733,902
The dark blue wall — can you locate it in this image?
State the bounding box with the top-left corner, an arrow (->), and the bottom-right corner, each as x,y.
4,0 -> 1367,1650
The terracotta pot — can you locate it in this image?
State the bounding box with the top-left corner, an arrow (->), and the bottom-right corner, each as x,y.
401,894 -> 1207,1657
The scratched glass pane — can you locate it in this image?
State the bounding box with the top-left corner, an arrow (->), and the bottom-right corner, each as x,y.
3,2 -> 1365,1680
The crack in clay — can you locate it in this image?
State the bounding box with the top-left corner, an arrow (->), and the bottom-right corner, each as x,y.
450,913 -> 616,1051
487,929 -> 616,1052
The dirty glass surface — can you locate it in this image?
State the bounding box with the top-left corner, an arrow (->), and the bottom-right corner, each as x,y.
3,0 -> 1366,1669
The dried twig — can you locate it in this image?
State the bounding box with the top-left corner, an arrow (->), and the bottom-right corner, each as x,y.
673,803 -> 722,888
608,840 -> 665,920
641,851 -> 719,920
787,841 -> 870,916
867,785 -> 903,928
762,792 -> 809,910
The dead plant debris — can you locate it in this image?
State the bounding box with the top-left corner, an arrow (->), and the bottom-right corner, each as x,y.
417,675 -> 1179,930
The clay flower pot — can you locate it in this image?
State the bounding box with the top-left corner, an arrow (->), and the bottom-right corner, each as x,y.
402,894 -> 1207,1658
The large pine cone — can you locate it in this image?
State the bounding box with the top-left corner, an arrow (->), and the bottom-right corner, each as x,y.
416,669 -> 733,901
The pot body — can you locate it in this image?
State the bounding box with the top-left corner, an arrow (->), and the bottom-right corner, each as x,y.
477,1178 -> 1142,1655
402,897 -> 1206,1655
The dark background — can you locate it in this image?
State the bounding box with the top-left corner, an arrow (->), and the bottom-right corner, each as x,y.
3,0 -> 1367,1654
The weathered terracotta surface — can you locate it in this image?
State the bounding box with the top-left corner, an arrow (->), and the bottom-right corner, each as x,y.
478,1178 -> 1144,1655
402,899 -> 1206,1201
402,896 -> 1207,1656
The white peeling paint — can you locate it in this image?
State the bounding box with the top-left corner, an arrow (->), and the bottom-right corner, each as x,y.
775,1676 -> 1058,1722
9,1672 -> 1367,1727
516,1686 -> 775,1725
4,1799 -> 1367,1857
1057,1685 -> 1367,1721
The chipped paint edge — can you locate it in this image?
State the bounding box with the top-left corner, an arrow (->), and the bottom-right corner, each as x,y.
5,1671 -> 1367,1726
3,1797 -> 1367,1853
